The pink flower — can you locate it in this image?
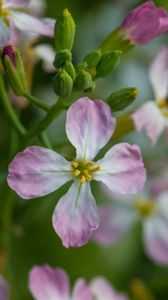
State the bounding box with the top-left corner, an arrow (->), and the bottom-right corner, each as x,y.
29,264 -> 128,300
0,0 -> 55,48
121,1 -> 168,45
94,183 -> 168,265
0,275 -> 9,300
131,47 -> 168,145
7,97 -> 146,248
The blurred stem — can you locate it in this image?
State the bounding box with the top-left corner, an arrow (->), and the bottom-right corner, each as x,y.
0,76 -> 26,136
113,112 -> 134,139
39,132 -> 53,149
23,92 -> 51,112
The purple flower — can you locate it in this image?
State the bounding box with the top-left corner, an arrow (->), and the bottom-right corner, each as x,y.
0,275 -> 9,300
121,1 -> 168,45
0,0 -> 55,48
131,47 -> 168,145
29,264 -> 128,300
94,182 -> 168,265
7,97 -> 146,248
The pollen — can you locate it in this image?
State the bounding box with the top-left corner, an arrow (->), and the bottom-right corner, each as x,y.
134,199 -> 156,217
157,99 -> 168,117
71,160 -> 100,184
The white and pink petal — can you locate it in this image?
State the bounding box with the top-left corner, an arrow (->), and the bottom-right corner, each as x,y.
35,44 -> 55,73
3,0 -> 31,8
131,101 -> 166,145
94,143 -> 146,195
52,181 -> 99,248
29,265 -> 70,300
72,279 -> 93,300
7,146 -> 72,199
0,276 -> 9,300
66,97 -> 116,160
0,19 -> 10,48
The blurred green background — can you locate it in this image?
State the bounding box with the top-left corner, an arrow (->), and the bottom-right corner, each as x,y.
1,0 -> 168,299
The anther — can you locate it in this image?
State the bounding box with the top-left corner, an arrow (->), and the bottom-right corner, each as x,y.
80,175 -> 86,184
72,161 -> 79,168
73,169 -> 81,177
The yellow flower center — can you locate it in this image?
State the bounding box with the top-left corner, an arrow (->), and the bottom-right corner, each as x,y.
71,160 -> 100,184
157,99 -> 168,117
134,199 -> 156,217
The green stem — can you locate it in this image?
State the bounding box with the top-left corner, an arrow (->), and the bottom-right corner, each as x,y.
22,98 -> 66,146
38,132 -> 53,149
113,112 -> 134,139
0,76 -> 26,136
23,92 -> 51,112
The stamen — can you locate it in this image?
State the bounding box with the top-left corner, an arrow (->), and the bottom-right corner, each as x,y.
80,175 -> 86,184
72,161 -> 79,168
73,169 -> 81,176
71,160 -> 100,184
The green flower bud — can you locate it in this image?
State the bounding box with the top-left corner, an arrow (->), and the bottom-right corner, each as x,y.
74,70 -> 95,92
53,49 -> 72,68
96,50 -> 122,77
64,62 -> 76,81
53,69 -> 73,97
2,46 -> 27,96
106,87 -> 138,112
54,9 -> 76,51
84,49 -> 102,68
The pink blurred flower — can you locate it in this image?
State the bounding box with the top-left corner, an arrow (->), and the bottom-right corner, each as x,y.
0,0 -> 55,48
131,47 -> 168,145
0,275 -> 9,300
94,182 -> 168,265
29,264 -> 128,300
121,1 -> 168,45
7,97 -> 146,248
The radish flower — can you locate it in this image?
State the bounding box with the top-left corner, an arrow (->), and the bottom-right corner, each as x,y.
7,97 -> 146,248
0,275 -> 9,300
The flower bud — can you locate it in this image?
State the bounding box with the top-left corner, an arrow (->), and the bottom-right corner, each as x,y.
53,69 -> 73,97
54,9 -> 76,51
84,49 -> 102,68
64,61 -> 76,81
74,70 -> 95,92
2,45 -> 27,96
106,87 -> 138,112
96,50 -> 121,77
53,49 -> 72,68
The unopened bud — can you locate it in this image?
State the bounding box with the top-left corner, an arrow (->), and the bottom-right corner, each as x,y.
84,49 -> 102,68
96,50 -> 121,77
54,9 -> 76,51
2,45 -> 27,96
74,70 -> 95,92
53,69 -> 73,97
53,49 -> 72,68
106,87 -> 138,112
64,61 -> 76,80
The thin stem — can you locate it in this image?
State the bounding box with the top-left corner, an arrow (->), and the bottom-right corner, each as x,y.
23,92 -> 51,112
38,132 -> 53,149
0,76 -> 26,136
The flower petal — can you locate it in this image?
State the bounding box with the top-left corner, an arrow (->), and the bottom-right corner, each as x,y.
149,47 -> 168,99
91,277 -> 128,300
10,12 -> 55,37
0,276 -> 9,300
131,101 -> 166,145
0,19 -> 10,48
29,265 -> 70,300
94,204 -> 137,245
7,146 -> 72,199
143,193 -> 168,265
94,143 -> 146,195
52,181 -> 99,248
66,97 -> 116,160
26,0 -> 45,17
35,44 -> 55,73
72,279 -> 93,300
3,0 -> 30,8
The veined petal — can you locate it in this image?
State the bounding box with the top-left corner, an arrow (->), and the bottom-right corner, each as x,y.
52,181 -> 99,248
94,143 -> 146,195
7,146 -> 72,199
94,204 -> 137,245
10,12 -> 55,37
149,47 -> 168,99
35,44 -> 55,73
72,279 -> 93,300
0,19 -> 10,48
143,193 -> 168,265
131,101 -> 166,145
66,97 -> 116,160
29,265 -> 70,300
3,0 -> 31,8
0,276 -> 9,300
91,277 -> 128,300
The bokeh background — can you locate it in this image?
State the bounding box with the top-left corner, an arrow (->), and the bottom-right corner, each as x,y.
1,0 -> 168,299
